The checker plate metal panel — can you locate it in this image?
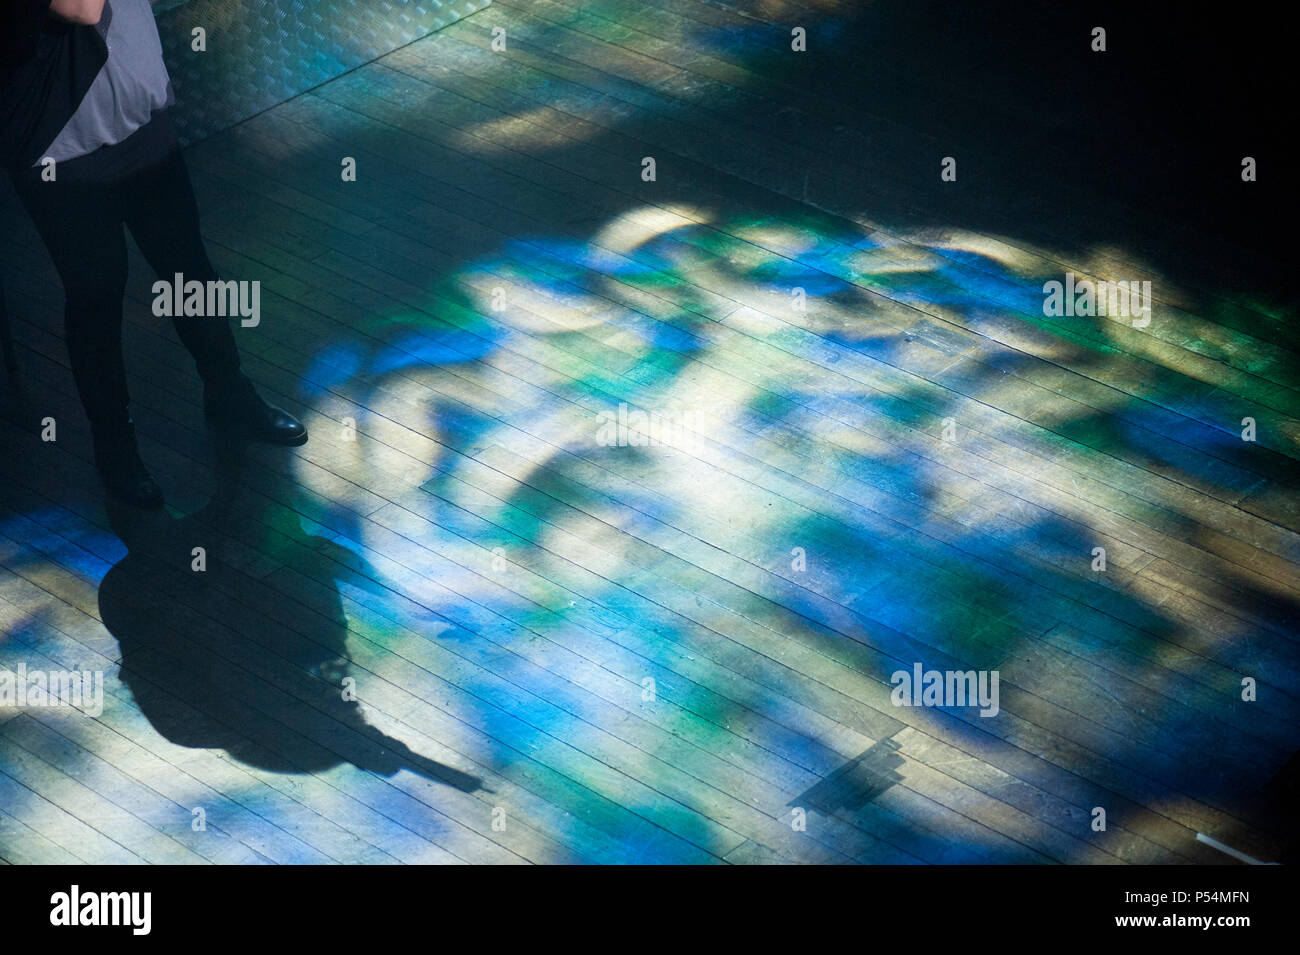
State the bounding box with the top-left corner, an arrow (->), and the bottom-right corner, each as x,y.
154,0 -> 489,144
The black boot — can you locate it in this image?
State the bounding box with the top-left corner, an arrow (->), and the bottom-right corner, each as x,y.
93,423 -> 164,508
203,377 -> 307,446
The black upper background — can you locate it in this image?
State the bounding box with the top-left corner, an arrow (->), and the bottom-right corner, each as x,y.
768,0 -> 1293,303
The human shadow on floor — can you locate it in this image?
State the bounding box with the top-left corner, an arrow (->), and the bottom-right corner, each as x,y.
98,439 -> 484,793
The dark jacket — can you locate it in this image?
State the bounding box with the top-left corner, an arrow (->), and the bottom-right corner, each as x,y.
0,0 -> 108,173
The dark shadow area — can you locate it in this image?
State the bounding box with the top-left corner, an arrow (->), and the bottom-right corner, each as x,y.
98,438 -> 484,792
747,0 -> 1294,305
792,736 -> 906,815
1263,751 -> 1299,864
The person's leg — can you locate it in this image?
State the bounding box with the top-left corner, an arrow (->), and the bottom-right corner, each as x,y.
118,113 -> 305,445
16,170 -> 130,430
0,279 -> 17,380
117,117 -> 243,390
14,157 -> 164,505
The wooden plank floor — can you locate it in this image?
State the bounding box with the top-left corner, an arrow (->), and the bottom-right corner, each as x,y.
1,0 -> 1297,864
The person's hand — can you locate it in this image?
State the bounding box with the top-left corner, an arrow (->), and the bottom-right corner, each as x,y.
49,0 -> 106,25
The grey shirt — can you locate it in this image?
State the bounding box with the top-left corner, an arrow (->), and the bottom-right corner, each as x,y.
41,0 -> 174,164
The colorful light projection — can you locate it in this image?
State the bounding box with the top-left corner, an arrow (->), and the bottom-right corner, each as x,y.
258,198 -> 1298,861
2,0 -> 1296,863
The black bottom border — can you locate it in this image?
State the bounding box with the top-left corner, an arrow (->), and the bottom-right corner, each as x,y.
1,863 -> 1284,941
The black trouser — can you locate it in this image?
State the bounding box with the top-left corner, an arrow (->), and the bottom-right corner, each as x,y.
13,109 -> 244,445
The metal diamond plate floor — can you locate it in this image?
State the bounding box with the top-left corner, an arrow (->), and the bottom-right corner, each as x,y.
156,0 -> 491,144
